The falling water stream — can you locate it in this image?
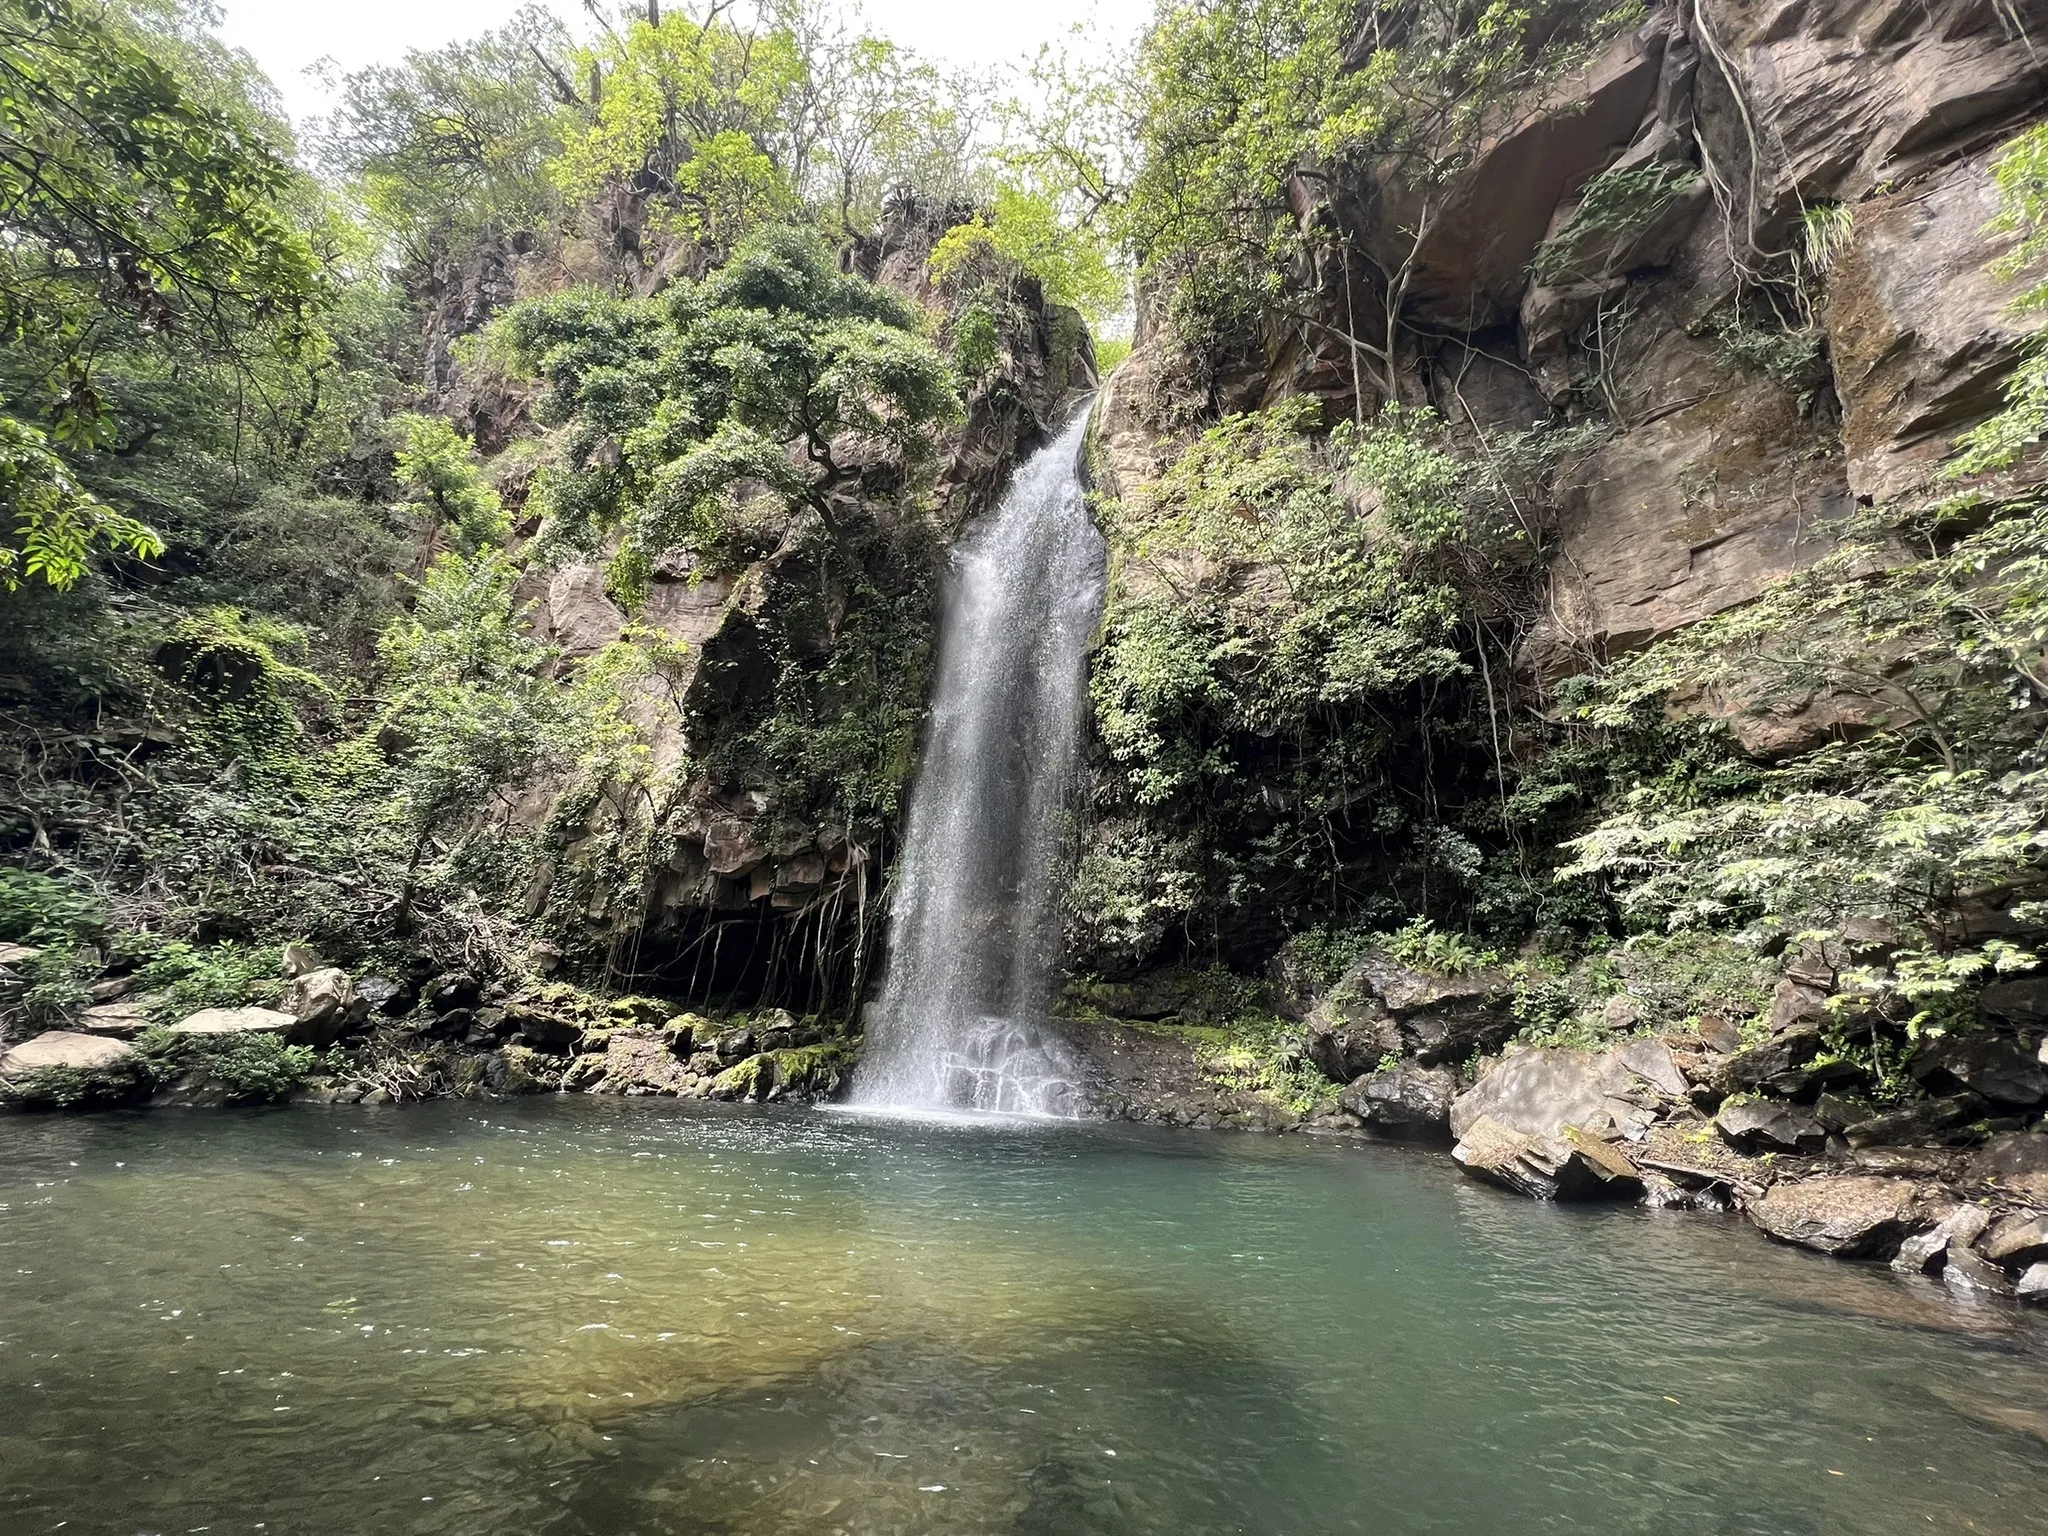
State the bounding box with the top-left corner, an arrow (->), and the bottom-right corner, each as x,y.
850,407 -> 1104,1114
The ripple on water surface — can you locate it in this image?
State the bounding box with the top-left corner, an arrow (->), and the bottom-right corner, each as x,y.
2,1098 -> 2046,1535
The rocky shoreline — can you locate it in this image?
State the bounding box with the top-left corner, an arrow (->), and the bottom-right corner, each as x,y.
5,939 -> 2046,1311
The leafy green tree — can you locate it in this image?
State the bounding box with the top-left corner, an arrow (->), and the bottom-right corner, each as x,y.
316,6 -> 571,264
552,2 -> 806,256
391,413 -> 508,553
504,223 -> 958,598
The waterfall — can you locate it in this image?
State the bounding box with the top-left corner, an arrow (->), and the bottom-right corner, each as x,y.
850,408 -> 1105,1115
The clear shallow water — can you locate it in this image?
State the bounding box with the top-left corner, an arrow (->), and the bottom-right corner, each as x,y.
3,1101 -> 2046,1536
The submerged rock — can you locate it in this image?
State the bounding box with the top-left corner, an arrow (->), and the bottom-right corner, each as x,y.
1747,1176 -> 1920,1258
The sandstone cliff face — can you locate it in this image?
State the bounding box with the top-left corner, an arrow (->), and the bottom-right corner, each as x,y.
1110,0 -> 2046,655
1079,0 -> 2048,977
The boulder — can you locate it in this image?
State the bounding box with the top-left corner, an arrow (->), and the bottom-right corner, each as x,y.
1338,1066 -> 1457,1141
356,975 -> 409,1015
1943,1246 -> 2016,1298
1306,1018 -> 1400,1085
1970,1132 -> 2048,1198
0,941 -> 41,967
1695,1016 -> 1743,1055
282,967 -> 367,1047
1980,977 -> 2048,1027
1315,952 -> 1517,1067
1449,1048 -> 1650,1142
167,1006 -> 296,1036
1746,1176 -> 1920,1258
2019,1263 -> 2048,1302
1716,1099 -> 1827,1154
1453,1114 -> 1642,1201
1979,1211 -> 2048,1268
511,1006 -> 579,1052
0,1030 -> 136,1078
1842,1094 -> 1984,1149
1616,1036 -> 1688,1096
1770,976 -> 1831,1033
77,999 -> 157,1037
588,1031 -> 692,1096
281,940 -> 326,977
1892,1203 -> 1992,1275
707,1052 -> 778,1102
1723,1025 -> 1823,1094
1909,1034 -> 2048,1107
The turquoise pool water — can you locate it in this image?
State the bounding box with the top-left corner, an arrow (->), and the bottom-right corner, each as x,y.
2,1098 -> 2044,1534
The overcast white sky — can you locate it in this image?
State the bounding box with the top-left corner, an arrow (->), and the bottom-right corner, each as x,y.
215,0 -> 1152,127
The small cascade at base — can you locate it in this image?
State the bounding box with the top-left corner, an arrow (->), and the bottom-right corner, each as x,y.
849,409 -> 1104,1115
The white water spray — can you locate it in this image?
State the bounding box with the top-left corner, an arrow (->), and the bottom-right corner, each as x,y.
850,409 -> 1104,1114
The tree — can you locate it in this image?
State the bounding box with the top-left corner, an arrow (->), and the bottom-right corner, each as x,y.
550,2 -> 807,257
504,223 -> 958,599
0,0 -> 328,587
316,5 -> 572,266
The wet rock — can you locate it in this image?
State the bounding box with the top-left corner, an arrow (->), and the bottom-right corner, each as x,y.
1910,1034 -> 2048,1107
168,1006 -> 296,1036
1449,1048 -> 1649,1142
1453,1114 -> 1642,1201
1640,1170 -> 1730,1212
1338,1066 -> 1457,1141
0,1030 -> 135,1078
282,966 -> 368,1047
1979,1211 -> 2048,1269
2019,1263 -> 2048,1302
1747,1176 -> 1920,1259
1716,1099 -> 1827,1154
1892,1204 -> 1992,1275
1943,1246 -> 2016,1298
1843,1095 -> 1984,1149
1616,1037 -> 1688,1097
560,1053 -> 608,1091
